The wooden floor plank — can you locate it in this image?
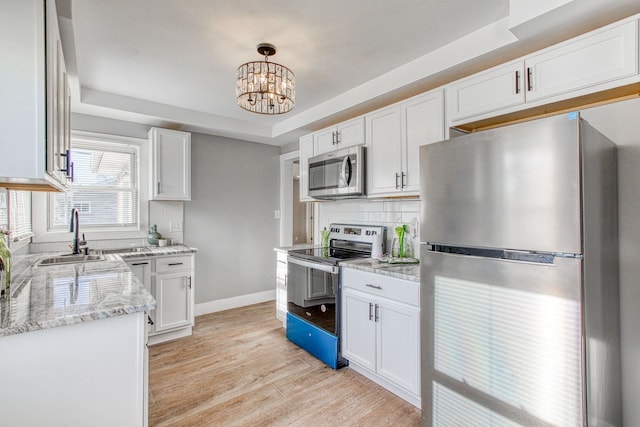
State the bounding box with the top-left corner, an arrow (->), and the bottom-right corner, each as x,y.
148,301 -> 421,426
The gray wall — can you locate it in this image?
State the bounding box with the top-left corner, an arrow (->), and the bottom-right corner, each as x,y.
185,133 -> 280,303
72,113 -> 151,138
280,140 -> 298,155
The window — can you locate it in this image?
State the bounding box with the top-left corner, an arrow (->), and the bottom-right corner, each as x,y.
10,191 -> 32,241
0,189 -> 33,247
49,138 -> 140,231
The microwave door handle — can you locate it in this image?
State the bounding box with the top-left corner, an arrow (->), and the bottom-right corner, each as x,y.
341,156 -> 352,185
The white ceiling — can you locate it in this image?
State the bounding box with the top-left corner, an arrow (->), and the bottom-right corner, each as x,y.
61,0 -> 640,146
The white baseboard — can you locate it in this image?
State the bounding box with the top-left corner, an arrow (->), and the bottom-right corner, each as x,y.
195,290 -> 276,316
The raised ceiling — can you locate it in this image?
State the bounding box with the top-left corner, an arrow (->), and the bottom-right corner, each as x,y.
61,0 -> 640,145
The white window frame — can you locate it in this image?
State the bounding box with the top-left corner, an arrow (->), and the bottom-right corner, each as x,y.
32,131 -> 149,243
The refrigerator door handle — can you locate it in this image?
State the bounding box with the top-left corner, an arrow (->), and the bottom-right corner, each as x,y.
428,244 -> 558,265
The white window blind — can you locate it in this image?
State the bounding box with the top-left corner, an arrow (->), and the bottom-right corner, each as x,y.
0,191 -> 7,231
50,140 -> 139,230
9,191 -> 33,242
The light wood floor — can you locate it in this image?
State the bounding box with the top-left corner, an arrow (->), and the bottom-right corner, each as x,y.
148,301 -> 421,426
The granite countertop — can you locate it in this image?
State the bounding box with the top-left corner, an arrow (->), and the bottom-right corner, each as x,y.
340,258 -> 420,282
107,244 -> 198,260
0,252 -> 156,338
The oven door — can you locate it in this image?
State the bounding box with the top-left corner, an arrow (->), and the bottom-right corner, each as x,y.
287,256 -> 339,335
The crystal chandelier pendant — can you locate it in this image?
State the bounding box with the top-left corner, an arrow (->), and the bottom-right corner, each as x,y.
236,43 -> 295,114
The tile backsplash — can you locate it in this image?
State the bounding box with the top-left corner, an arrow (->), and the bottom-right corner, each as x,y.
316,198 -> 420,256
149,200 -> 184,245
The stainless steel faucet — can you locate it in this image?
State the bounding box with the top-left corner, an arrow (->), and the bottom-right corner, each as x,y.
69,208 -> 81,255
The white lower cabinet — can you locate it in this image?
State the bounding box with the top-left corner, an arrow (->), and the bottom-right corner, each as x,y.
0,313 -> 146,427
276,251 -> 287,325
155,271 -> 192,332
341,268 -> 420,407
128,253 -> 195,345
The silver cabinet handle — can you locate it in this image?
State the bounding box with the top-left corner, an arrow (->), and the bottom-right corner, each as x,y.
168,262 -> 184,266
401,172 -> 406,188
131,262 -> 149,266
366,284 -> 382,290
157,181 -> 161,195
526,67 -> 533,91
335,130 -> 340,145
369,302 -> 373,321
395,173 -> 400,189
284,274 -> 288,289
515,70 -> 521,94
188,276 -> 192,289
147,314 -> 154,325
374,304 -> 380,322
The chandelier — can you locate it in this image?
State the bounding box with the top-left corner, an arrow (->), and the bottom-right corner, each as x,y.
236,43 -> 295,114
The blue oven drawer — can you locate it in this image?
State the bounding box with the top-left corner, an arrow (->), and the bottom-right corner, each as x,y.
286,313 -> 341,369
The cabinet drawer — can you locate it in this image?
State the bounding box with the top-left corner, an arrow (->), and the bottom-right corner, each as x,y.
341,268 -> 419,307
156,255 -> 192,273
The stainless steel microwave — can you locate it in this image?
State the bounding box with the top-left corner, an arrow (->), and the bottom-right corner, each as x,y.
308,146 -> 365,199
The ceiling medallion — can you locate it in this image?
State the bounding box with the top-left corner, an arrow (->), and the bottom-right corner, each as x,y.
236,43 -> 295,115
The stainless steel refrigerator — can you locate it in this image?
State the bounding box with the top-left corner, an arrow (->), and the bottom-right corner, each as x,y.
419,114 -> 621,426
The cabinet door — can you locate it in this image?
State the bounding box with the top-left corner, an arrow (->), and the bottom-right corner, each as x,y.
336,117 -> 365,148
299,134 -> 314,202
401,90 -> 444,194
276,255 -> 287,322
367,106 -> 402,196
447,60 -> 525,123
341,289 -> 376,371
127,260 -> 153,330
377,299 -> 420,395
525,20 -> 638,103
46,0 -> 70,186
313,127 -> 337,155
155,272 -> 192,332
149,128 -> 191,200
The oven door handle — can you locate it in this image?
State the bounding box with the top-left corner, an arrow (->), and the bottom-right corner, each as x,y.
287,256 -> 339,274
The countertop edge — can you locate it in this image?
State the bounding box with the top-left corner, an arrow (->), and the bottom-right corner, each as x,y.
0,252 -> 158,338
340,259 -> 420,282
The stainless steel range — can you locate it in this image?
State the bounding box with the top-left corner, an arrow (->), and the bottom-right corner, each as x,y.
286,223 -> 386,369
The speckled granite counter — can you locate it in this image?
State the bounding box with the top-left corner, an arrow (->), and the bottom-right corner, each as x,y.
0,252 -> 156,337
103,244 -> 198,260
340,258 -> 420,282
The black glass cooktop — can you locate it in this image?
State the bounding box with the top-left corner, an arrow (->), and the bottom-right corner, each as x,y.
288,246 -> 370,265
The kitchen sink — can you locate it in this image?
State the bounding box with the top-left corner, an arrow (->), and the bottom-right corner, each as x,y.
91,247 -> 150,255
37,254 -> 106,266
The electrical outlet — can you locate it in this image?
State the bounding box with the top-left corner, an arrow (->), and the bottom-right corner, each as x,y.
274,210 -> 281,219
170,221 -> 183,232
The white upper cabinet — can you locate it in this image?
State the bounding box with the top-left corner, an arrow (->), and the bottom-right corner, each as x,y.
525,20 -> 638,102
298,134 -> 314,202
313,117 -> 365,155
0,0 -> 71,191
149,128 -> 191,201
447,60 -> 525,123
46,0 -> 72,188
402,91 -> 445,193
367,106 -> 403,195
447,18 -> 639,126
368,90 -> 444,197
